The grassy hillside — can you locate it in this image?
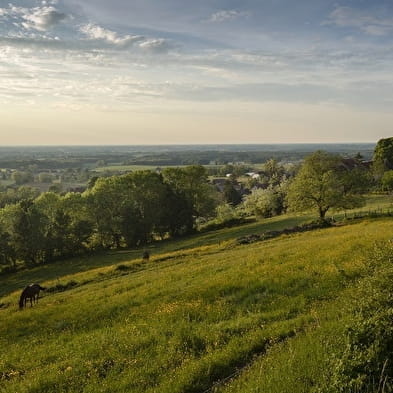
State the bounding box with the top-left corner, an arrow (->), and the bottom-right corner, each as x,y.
2,215 -> 393,393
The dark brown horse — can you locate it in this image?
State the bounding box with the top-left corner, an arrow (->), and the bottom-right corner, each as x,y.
19,284 -> 46,309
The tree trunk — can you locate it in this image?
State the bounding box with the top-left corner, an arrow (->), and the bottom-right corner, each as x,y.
319,206 -> 328,220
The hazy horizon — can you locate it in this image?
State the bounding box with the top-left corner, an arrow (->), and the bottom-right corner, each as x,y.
1,1 -> 392,144
0,142 -> 377,150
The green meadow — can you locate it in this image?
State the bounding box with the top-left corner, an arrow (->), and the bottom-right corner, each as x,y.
1,201 -> 393,392
93,164 -> 223,173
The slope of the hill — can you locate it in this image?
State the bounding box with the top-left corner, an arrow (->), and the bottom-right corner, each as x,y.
1,216 -> 393,393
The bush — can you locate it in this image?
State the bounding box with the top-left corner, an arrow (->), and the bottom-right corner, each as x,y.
198,204 -> 252,232
328,242 -> 393,393
242,187 -> 285,218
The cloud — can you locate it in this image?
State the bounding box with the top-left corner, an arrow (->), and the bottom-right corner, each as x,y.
138,38 -> 172,52
79,24 -> 143,47
0,4 -> 67,31
208,10 -> 250,23
326,6 -> 393,36
79,23 -> 173,52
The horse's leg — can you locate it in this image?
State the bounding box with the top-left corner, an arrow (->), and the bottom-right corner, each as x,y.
30,297 -> 33,307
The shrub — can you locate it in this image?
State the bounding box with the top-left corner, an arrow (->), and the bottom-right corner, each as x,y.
328,242 -> 393,393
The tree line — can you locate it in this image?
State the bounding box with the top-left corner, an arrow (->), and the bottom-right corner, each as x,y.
1,138 -> 390,273
0,166 -> 217,271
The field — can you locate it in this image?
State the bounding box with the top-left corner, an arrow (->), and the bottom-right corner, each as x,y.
94,164 -> 223,173
2,201 -> 393,392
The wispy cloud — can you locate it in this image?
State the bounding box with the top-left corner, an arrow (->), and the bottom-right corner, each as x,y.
208,9 -> 250,23
0,4 -> 67,31
79,23 -> 174,52
326,6 -> 393,36
80,24 -> 143,46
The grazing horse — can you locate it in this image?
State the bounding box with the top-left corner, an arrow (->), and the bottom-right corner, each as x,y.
19,284 -> 46,309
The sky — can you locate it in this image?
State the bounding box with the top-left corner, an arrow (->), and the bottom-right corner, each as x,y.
0,0 -> 392,145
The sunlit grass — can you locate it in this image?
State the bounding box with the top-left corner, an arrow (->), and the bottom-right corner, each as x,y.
2,217 -> 393,392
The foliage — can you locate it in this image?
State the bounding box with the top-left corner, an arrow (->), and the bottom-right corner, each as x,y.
242,184 -> 287,218
381,170 -> 393,192
38,172 -> 54,183
287,151 -> 367,219
199,204 -> 249,231
0,223 -> 16,270
87,171 -> 194,248
0,186 -> 40,208
0,167 -> 216,268
223,179 -> 243,206
11,170 -> 33,185
0,157 -> 374,271
262,159 -> 286,187
327,242 -> 393,393
373,137 -> 393,178
162,165 -> 219,218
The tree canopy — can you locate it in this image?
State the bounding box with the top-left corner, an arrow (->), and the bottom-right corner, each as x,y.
373,137 -> 393,177
287,151 -> 366,219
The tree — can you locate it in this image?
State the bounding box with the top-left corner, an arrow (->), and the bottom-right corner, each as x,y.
373,137 -> 393,178
162,165 -> 219,219
215,203 -> 241,223
381,170 -> 393,192
242,187 -> 284,218
223,179 -> 242,206
12,171 -> 34,185
263,159 -> 285,187
0,224 -> 16,271
0,186 -> 39,208
152,184 -> 193,239
86,171 -> 186,248
8,200 -> 47,265
38,172 -> 53,183
287,151 -> 365,220
86,176 -> 128,248
61,192 -> 93,253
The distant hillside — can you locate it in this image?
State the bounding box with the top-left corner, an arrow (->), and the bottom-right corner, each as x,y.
0,143 -> 375,169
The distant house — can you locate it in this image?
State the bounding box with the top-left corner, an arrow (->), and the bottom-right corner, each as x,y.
211,178 -> 227,192
245,172 -> 261,179
211,178 -> 249,196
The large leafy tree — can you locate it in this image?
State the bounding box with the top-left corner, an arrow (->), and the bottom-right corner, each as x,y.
287,151 -> 366,219
87,175 -> 131,248
162,165 -> 218,219
263,159 -> 286,187
87,171 -> 193,248
4,200 -> 47,265
0,224 -> 16,270
373,137 -> 393,177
